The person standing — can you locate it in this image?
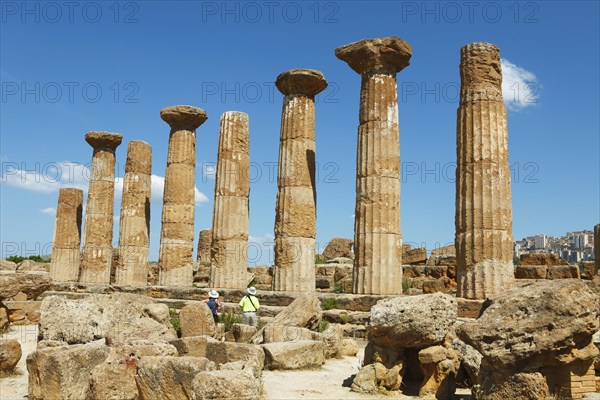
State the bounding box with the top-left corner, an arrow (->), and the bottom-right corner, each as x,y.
239,287 -> 260,327
204,289 -> 222,323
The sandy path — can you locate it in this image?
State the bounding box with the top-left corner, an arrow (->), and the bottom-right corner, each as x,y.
262,344 -> 406,400
0,325 -> 38,400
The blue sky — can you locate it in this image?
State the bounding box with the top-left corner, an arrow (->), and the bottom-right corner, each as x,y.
1,0 -> 599,264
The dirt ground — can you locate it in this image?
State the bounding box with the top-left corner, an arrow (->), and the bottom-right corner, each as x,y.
0,325 -> 37,400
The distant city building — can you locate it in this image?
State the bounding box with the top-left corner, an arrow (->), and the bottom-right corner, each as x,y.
513,229 -> 595,263
574,234 -> 589,250
534,234 -> 547,250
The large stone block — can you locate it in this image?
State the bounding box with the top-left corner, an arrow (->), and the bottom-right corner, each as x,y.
457,280 -> 599,371
135,356 -> 215,400
515,265 -> 548,279
179,302 -> 216,338
192,369 -> 260,400
520,253 -> 560,266
262,340 -> 325,370
38,293 -> 177,345
368,293 -> 457,350
88,341 -> 178,400
27,339 -> 110,400
0,339 -> 22,372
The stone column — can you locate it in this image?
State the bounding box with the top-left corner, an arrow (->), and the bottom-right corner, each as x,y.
80,131 -> 123,284
115,140 -> 152,286
335,36 -> 411,295
50,188 -> 83,282
197,229 -> 212,264
158,105 -> 207,286
595,224 -> 600,275
455,42 -> 514,299
210,112 -> 253,288
272,69 -> 327,292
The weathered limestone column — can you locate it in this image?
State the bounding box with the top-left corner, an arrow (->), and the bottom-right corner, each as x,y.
336,36 -> 411,295
272,69 -> 327,292
197,229 -> 212,264
115,140 -> 152,286
595,224 -> 600,275
50,188 -> 83,282
158,106 -> 207,286
210,112 -> 253,288
80,131 -> 123,283
455,42 -> 514,299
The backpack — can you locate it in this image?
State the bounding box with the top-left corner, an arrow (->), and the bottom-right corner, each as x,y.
207,298 -> 218,316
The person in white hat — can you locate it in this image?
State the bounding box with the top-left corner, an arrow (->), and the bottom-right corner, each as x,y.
204,289 -> 221,323
239,287 -> 260,327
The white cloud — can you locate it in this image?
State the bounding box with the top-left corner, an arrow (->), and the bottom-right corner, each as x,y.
145,174 -> 208,205
501,58 -> 540,111
3,161 -> 208,204
1,161 -> 89,193
40,207 -> 56,215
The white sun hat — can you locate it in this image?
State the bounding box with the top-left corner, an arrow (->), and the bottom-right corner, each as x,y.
208,290 -> 219,298
247,287 -> 257,295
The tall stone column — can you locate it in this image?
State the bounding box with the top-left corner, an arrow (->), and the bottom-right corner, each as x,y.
50,188 -> 83,282
197,229 -> 212,264
158,105 -> 207,286
455,42 -> 514,299
336,36 -> 411,295
115,140 -> 152,286
594,224 -> 600,275
210,112 -> 253,288
80,131 -> 123,284
272,69 -> 327,292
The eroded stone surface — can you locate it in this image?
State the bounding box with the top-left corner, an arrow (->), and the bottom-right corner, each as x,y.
367,293 -> 457,350
158,105 -> 207,286
50,188 -> 83,282
80,131 -> 122,284
273,69 -> 326,292
116,140 -> 152,286
197,229 -> 212,264
455,42 -> 514,299
595,224 -> 600,275
27,339 -> 110,400
335,36 -> 412,74
336,36 -> 411,295
457,280 -> 599,371
210,112 -> 253,289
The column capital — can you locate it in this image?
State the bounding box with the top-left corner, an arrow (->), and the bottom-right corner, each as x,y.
335,36 -> 412,75
460,42 -> 502,87
276,69 -> 328,96
160,105 -> 208,131
85,131 -> 123,151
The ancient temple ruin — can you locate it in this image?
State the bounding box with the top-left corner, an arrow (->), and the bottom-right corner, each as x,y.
158,106 -> 207,286
455,42 -> 515,299
115,140 -> 152,286
335,36 -> 411,295
272,69 -> 327,292
210,112 -> 252,289
79,131 -> 122,284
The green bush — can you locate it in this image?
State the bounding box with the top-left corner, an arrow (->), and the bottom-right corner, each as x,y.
169,308 -> 181,338
340,313 -> 349,325
402,276 -> 411,294
321,298 -> 338,311
6,255 -> 49,263
317,320 -> 329,333
218,311 -> 242,332
331,283 -> 344,294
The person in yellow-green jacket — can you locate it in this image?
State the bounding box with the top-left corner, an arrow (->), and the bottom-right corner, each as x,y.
239,287 -> 260,327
